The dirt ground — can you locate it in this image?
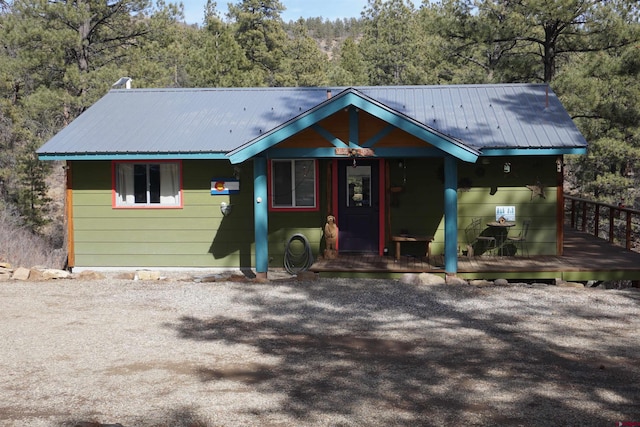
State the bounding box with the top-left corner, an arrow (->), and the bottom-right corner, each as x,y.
1,276 -> 639,426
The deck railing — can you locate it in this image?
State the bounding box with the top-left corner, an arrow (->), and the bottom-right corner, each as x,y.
565,195 -> 640,252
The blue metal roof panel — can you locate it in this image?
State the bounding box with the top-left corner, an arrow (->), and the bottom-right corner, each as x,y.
356,84 -> 587,150
37,84 -> 587,157
38,87 -> 331,155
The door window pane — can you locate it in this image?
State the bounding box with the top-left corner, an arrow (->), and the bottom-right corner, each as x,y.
346,166 -> 371,207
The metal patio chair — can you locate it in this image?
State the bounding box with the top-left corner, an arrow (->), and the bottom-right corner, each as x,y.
464,217 -> 496,256
507,219 -> 531,257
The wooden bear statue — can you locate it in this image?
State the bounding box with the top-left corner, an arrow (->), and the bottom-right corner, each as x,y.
324,215 -> 338,259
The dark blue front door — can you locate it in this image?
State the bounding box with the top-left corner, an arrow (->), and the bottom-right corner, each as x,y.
337,159 -> 379,253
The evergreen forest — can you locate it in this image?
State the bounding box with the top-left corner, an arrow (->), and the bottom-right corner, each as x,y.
1,0 -> 639,257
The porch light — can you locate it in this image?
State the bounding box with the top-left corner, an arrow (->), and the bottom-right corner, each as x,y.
503,162 -> 511,173
220,202 -> 233,216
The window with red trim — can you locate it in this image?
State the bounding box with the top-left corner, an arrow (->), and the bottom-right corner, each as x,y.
270,159 -> 317,210
113,161 -> 182,208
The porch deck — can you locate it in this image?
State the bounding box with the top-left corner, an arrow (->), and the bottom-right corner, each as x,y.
310,227 -> 640,281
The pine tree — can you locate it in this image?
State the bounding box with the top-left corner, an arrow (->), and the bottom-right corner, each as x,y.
278,19 -> 329,87
359,0 -> 423,85
227,0 -> 289,86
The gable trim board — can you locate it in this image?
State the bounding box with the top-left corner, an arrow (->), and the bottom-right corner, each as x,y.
37,85 -> 588,275
227,89 -> 482,164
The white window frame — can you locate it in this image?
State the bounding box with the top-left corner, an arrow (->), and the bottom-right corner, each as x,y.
113,161 -> 182,208
269,159 -> 318,211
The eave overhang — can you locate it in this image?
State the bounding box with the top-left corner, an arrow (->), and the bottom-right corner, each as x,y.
479,147 -> 587,156
38,152 -> 228,161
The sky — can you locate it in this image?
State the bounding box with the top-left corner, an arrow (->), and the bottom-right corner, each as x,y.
181,0 -> 370,26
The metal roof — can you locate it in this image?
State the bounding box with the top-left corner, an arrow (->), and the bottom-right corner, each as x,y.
37,84 -> 587,159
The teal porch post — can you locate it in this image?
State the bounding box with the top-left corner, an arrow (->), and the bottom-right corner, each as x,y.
253,157 -> 269,277
444,156 -> 458,274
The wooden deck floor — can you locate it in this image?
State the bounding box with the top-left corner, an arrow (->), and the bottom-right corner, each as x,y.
311,228 -> 640,281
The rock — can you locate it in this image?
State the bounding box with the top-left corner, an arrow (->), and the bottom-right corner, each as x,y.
295,271 -> 318,281
0,271 -> 11,281
115,272 -> 136,280
75,270 -> 106,281
399,273 -> 446,286
11,267 -> 31,281
28,269 -> 45,281
494,278 -> 509,286
445,275 -> 468,286
417,273 -> 446,286
195,274 -> 225,283
557,281 -> 585,288
135,270 -> 161,281
0,262 -> 11,269
40,268 -> 71,280
399,273 -> 418,285
470,279 -> 493,287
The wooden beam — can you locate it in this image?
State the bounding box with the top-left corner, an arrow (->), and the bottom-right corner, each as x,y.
65,162 -> 75,268
556,155 -> 564,256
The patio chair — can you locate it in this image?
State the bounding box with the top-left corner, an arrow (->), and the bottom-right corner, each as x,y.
507,219 -> 531,256
464,218 -> 496,256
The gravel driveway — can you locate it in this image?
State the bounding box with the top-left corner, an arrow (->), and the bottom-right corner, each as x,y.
1,274 -> 639,426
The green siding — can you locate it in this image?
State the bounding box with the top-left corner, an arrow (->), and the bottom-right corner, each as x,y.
71,159 -> 329,269
266,159 -> 330,267
387,157 -> 559,258
72,160 -> 255,268
70,156 -> 561,268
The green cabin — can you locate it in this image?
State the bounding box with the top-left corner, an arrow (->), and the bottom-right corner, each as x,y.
37,85 -> 588,277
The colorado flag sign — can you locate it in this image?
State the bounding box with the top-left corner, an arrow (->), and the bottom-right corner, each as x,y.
211,178 -> 240,195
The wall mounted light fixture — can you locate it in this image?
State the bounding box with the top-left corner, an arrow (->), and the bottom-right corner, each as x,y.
503,162 -> 511,173
220,202 -> 233,217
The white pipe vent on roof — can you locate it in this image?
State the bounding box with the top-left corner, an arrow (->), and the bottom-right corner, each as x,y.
112,77 -> 132,89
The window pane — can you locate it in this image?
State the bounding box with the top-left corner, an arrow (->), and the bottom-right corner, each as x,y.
347,166 -> 371,207
160,163 -> 179,205
116,163 -> 135,205
115,162 -> 180,207
294,160 -> 315,207
273,161 -> 292,206
133,164 -> 147,203
148,164 -> 161,204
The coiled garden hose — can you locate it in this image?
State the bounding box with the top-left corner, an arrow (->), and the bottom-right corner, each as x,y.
284,233 -> 314,274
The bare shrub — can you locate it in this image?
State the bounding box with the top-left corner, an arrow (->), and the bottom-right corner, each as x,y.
0,204 -> 66,269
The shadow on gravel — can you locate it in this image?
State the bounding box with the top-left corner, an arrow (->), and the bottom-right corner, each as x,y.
167,280 -> 640,426
59,407 -> 209,427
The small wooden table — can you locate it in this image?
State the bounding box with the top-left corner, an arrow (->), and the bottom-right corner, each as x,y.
391,235 -> 434,261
